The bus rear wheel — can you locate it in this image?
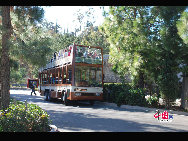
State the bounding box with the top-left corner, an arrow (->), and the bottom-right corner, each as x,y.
62,91 -> 69,106
64,95 -> 69,106
45,91 -> 52,101
45,91 -> 49,101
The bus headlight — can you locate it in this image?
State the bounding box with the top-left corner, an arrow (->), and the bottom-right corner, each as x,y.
96,93 -> 100,96
75,93 -> 81,96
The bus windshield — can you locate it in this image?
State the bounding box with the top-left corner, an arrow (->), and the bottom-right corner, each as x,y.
75,66 -> 102,87
75,46 -> 102,64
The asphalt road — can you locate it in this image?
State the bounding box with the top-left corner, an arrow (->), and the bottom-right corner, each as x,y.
10,89 -> 188,132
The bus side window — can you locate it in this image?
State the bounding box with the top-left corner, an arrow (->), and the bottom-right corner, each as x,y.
63,66 -> 66,84
68,68 -> 72,84
50,73 -> 52,84
59,67 -> 62,84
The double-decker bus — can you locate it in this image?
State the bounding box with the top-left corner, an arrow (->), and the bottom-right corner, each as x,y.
38,43 -> 103,105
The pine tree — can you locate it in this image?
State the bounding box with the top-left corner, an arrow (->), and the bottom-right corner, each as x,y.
0,6 -> 12,109
101,6 -> 187,107
0,6 -> 44,109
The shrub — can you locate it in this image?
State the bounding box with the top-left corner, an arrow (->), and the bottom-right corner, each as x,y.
146,96 -> 159,107
103,83 -> 128,103
126,88 -> 147,106
0,99 -> 51,132
103,83 -> 147,107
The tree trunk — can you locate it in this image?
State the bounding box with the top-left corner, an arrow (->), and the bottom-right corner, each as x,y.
0,6 -> 12,109
181,77 -> 188,110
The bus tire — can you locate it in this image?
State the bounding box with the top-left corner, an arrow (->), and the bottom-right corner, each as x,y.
45,91 -> 49,101
64,93 -> 69,106
45,91 -> 52,101
61,91 -> 65,103
48,91 -> 52,101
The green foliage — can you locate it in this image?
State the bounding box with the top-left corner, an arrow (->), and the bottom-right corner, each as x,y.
0,99 -> 51,132
80,26 -> 110,54
177,11 -> 188,44
9,13 -> 57,81
7,6 -> 110,83
153,6 -> 186,107
0,6 -> 49,89
13,6 -> 44,24
11,13 -> 53,67
176,11 -> 188,70
50,32 -> 80,53
103,83 -> 122,103
126,88 -> 146,106
146,96 -> 159,108
102,6 -> 187,107
101,6 -> 152,79
103,83 -> 147,107
10,67 -> 27,84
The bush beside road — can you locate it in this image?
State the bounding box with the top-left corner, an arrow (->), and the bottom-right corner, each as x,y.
0,98 -> 51,132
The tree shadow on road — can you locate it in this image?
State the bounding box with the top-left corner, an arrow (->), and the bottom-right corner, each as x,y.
10,92 -> 188,132
46,108 -> 187,132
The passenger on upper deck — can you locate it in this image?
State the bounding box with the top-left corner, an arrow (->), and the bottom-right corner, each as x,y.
54,52 -> 57,60
64,49 -> 68,57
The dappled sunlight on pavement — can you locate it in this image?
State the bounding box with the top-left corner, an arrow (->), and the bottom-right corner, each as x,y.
10,90 -> 188,132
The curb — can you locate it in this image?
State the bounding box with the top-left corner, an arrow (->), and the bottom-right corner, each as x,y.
96,101 -> 188,116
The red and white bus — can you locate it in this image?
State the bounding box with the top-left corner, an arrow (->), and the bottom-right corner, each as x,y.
38,44 -> 103,105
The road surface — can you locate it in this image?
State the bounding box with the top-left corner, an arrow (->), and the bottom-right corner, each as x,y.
10,89 -> 188,132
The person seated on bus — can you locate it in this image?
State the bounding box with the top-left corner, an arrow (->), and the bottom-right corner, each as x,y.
55,77 -> 58,84
68,51 -> 71,56
50,77 -> 52,84
91,51 -> 95,59
78,51 -> 83,57
58,51 -> 61,59
69,46 -> 72,53
53,77 -> 55,84
99,53 -> 102,59
61,50 -> 64,57
93,50 -> 97,59
63,77 -> 66,83
68,46 -> 72,56
54,52 -> 57,60
83,50 -> 88,58
88,52 -> 92,58
61,50 -> 64,58
64,49 -> 68,57
59,77 -> 62,84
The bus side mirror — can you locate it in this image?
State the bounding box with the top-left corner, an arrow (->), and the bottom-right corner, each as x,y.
103,74 -> 105,80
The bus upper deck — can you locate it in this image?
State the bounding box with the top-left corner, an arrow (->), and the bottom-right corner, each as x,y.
39,44 -> 102,71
